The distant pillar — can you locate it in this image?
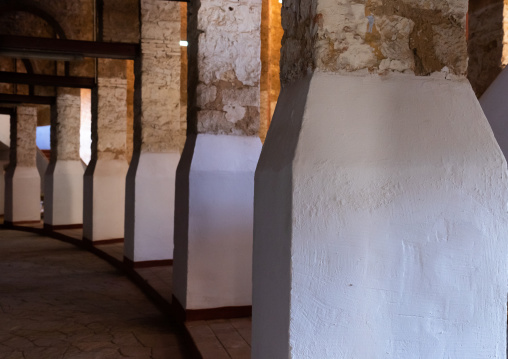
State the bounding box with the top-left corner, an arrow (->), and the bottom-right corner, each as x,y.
172,0 -> 262,319
124,0 -> 183,267
5,106 -> 40,225
44,88 -> 84,230
253,0 -> 508,357
83,59 -> 128,243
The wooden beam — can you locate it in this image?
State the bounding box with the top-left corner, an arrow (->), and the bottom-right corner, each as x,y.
0,94 -> 55,105
0,107 -> 15,116
0,71 -> 95,89
0,35 -> 139,60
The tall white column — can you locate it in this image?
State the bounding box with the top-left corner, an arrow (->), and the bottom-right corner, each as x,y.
5,106 -> 40,224
172,0 -> 262,319
44,88 -> 84,230
83,59 -> 128,243
253,0 -> 508,357
124,0 -> 183,267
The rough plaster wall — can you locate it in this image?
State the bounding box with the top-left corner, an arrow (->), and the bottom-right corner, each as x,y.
189,0 -> 262,136
15,107 -> 37,167
468,0 -> 506,96
54,88 -> 81,161
95,60 -> 127,161
138,0 -> 182,153
280,0 -> 468,86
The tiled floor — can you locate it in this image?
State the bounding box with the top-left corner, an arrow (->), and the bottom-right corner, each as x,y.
186,318 -> 252,359
2,222 -> 253,359
0,230 -> 190,358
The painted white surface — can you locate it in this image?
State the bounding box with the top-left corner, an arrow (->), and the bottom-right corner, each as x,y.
125,152 -> 180,262
0,159 -> 8,216
480,66 -> 508,161
253,72 -> 508,358
36,150 -> 48,195
36,126 -> 51,150
173,134 -> 261,309
44,160 -> 84,226
83,159 -> 128,241
80,89 -> 92,165
4,166 -> 41,223
0,114 -> 10,147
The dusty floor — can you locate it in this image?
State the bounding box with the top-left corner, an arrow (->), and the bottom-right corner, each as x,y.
0,230 -> 191,359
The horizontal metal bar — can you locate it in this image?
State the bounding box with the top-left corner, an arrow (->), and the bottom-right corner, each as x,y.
0,71 -> 95,89
0,35 -> 139,60
0,94 -> 55,105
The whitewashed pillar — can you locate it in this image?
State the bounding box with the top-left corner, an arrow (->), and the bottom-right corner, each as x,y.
44,88 -> 84,230
83,59 -> 128,243
253,0 -> 508,357
5,106 -> 40,224
172,0 -> 262,318
124,0 -> 183,267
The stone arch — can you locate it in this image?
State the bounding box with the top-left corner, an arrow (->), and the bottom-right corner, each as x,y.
0,0 -> 67,40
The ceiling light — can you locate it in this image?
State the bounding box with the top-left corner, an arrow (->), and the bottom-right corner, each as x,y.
180,41 -> 188,47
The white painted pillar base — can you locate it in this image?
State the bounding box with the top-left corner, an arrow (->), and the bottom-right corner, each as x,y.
173,134 -> 262,312
124,152 -> 180,264
4,166 -> 41,224
83,159 -> 128,242
44,160 -> 84,228
253,72 -> 508,358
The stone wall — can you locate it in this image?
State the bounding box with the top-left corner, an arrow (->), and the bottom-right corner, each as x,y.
94,59 -> 127,161
280,0 -> 468,86
53,88 -> 81,161
137,0 -> 183,153
188,0 -> 262,136
468,0 -> 508,97
14,107 -> 38,167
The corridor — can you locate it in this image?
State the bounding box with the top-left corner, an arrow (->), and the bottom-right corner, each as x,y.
0,230 -> 191,359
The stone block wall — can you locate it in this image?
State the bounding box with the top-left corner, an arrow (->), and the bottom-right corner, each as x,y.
13,107 -> 37,167
137,0 -> 183,153
53,88 -> 81,161
188,0 -> 262,136
280,0 -> 468,86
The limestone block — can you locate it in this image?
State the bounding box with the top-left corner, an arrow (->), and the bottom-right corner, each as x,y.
138,0 -> 182,153
280,0 -> 468,85
97,77 -> 127,161
16,107 -> 37,167
55,88 -> 81,161
190,0 -> 262,136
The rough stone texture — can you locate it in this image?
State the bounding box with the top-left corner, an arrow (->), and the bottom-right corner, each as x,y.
93,59 -> 127,161
102,0 -> 140,43
188,0 -> 262,136
280,0 -> 468,86
0,230 -> 190,359
467,0 -> 508,97
126,61 -> 135,162
53,88 -> 81,161
181,3 -> 188,141
13,107 -> 37,167
136,0 -> 183,153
